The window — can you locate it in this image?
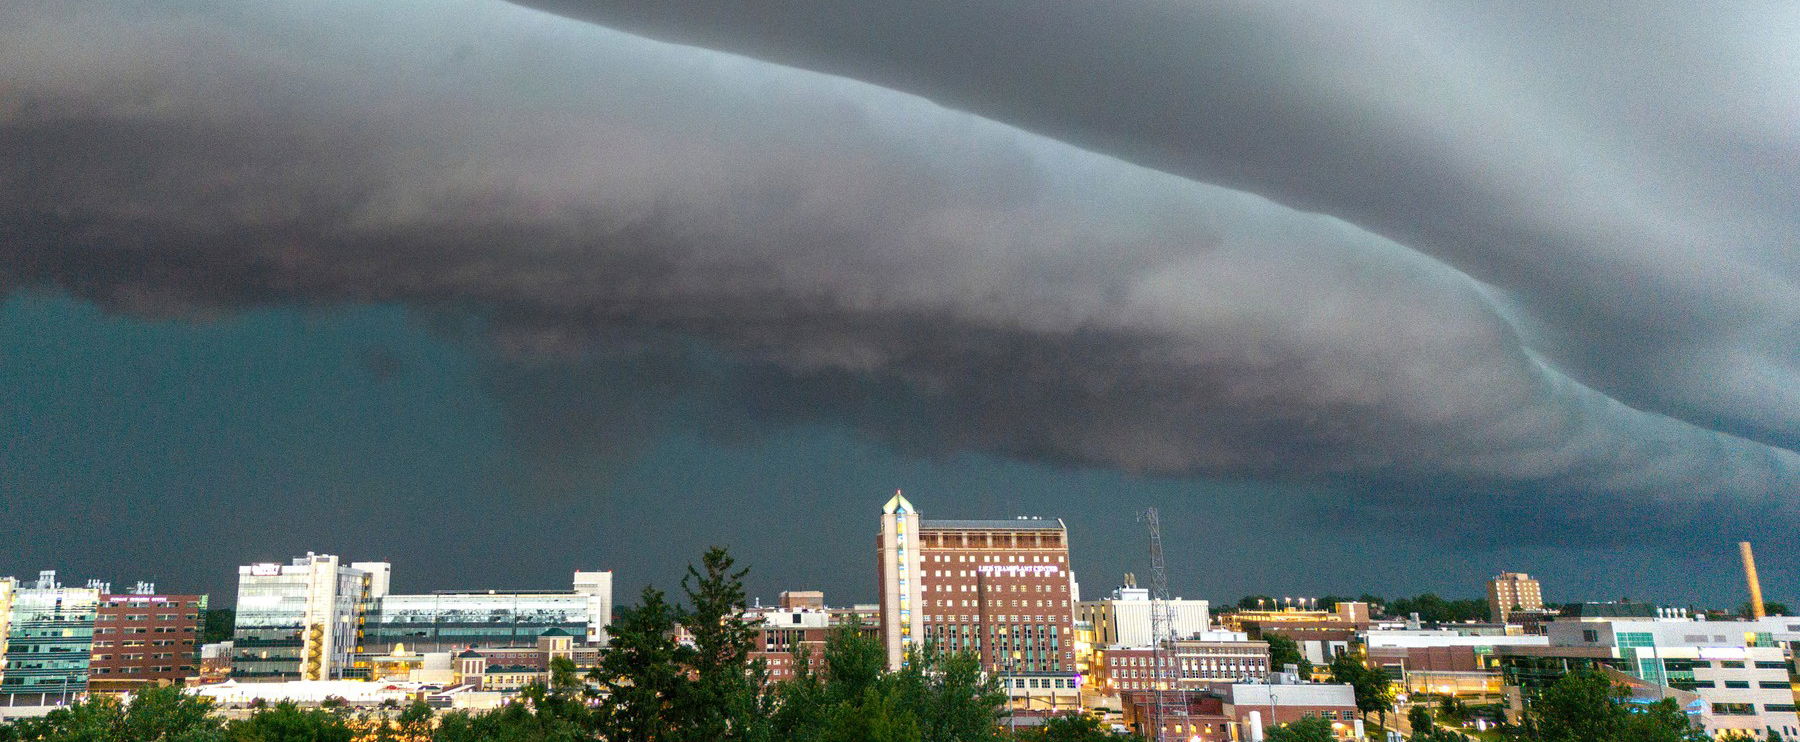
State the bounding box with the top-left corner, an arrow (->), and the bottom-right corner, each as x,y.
1582,630 -> 1599,642
1756,661 -> 1788,670
1724,680 -> 1750,689
1720,660 -> 1746,669
1712,703 -> 1755,716
1761,681 -> 1791,689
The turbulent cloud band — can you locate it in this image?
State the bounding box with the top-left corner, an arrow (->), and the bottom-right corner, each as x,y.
517,0 -> 1800,454
2,0 -> 1795,525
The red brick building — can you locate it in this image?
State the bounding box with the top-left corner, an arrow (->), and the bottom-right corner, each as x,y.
1120,691 -> 1237,742
88,592 -> 206,694
878,492 -> 1079,701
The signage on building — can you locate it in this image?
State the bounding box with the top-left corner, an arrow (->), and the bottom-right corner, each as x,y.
976,565 -> 1063,576
251,564 -> 282,576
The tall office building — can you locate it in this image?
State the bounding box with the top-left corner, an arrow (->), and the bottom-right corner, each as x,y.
878,492 -> 924,668
0,572 -> 100,703
232,554 -> 382,681
877,492 -> 1079,692
1488,573 -> 1545,623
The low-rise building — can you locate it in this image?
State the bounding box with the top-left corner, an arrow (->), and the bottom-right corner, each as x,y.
1224,682 -> 1362,739
1095,632 -> 1272,694
1364,628 -> 1548,697
1498,613 -> 1800,739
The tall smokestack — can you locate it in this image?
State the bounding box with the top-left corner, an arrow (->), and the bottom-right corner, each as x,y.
1740,541 -> 1766,620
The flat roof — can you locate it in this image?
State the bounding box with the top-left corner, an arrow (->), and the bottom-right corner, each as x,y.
922,519 -> 1064,531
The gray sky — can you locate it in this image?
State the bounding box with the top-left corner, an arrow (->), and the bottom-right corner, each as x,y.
1,0 -> 1795,607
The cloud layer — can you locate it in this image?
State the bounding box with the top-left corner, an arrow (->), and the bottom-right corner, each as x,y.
517,0 -> 1800,454
2,0 -> 1795,535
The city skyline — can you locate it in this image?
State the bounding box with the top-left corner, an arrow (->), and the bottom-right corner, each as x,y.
4,0 -> 1798,627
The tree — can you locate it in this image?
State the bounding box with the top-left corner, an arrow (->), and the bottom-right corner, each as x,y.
1264,716 -> 1335,742
897,642 -> 1006,742
202,609 -> 236,644
676,546 -> 770,742
226,701 -> 355,742
394,700 -> 434,742
0,685 -> 227,742
1437,695 -> 1468,724
1022,713 -> 1134,741
1329,651 -> 1393,730
1408,705 -> 1436,736
591,586 -> 690,742
1264,634 -> 1312,677
1519,669 -> 1705,742
1739,602 -> 1791,618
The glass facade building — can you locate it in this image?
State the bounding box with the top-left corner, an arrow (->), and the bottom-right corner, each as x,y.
363,592 -> 590,652
0,583 -> 100,700
231,555 -> 376,681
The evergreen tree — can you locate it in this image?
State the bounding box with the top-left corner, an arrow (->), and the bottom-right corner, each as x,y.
676,547 -> 770,742
591,586 -> 690,742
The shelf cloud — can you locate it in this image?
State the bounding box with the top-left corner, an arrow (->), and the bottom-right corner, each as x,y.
2,0 -> 1795,542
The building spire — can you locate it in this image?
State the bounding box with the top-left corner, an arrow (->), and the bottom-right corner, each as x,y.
883,489 -> 914,515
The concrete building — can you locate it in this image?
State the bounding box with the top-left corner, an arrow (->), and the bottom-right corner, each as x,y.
0,572 -> 100,705
1488,573 -> 1545,623
572,571 -> 614,646
231,554 -> 383,681
877,492 -> 1080,702
1498,615 -> 1800,739
1078,584 -> 1210,648
88,586 -> 207,694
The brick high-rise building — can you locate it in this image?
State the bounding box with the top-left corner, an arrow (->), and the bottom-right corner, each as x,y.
1487,572 -> 1544,623
88,587 -> 207,694
877,492 -> 1080,696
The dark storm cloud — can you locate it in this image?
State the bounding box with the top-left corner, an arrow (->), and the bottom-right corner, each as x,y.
1,0 -> 1795,543
515,0 -> 1800,453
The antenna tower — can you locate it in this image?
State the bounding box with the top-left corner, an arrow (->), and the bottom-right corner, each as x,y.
1139,507 -> 1183,742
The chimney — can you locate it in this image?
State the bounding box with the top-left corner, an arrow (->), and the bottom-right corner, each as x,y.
1741,541 -> 1766,620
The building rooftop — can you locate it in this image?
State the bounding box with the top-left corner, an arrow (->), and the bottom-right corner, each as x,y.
1559,602 -> 1659,619
922,518 -> 1064,531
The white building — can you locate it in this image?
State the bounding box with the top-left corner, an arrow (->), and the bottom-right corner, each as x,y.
1514,616 -> 1800,739
573,571 -> 614,645
232,554 -> 383,681
1078,585 -> 1210,648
